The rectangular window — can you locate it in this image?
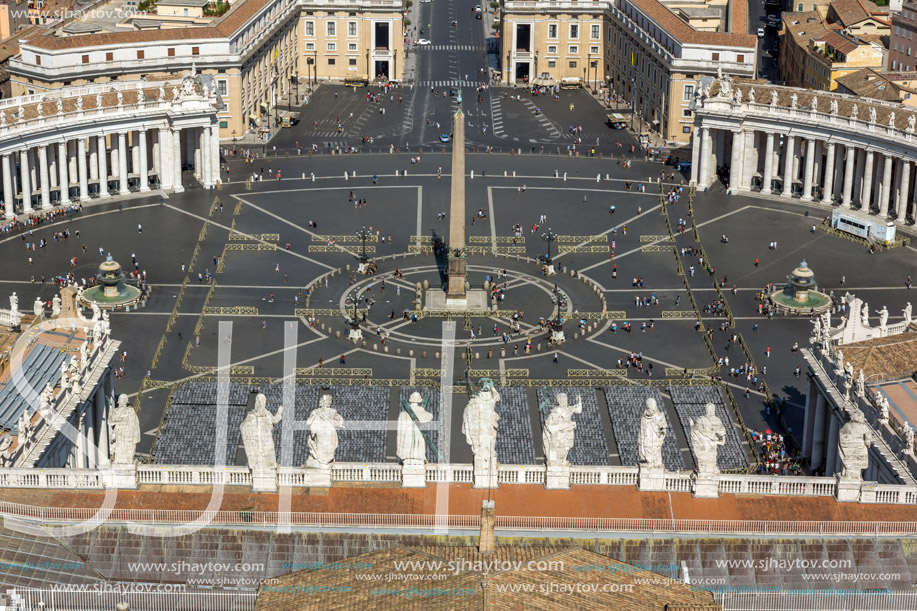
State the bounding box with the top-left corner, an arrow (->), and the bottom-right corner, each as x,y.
82,54 -> 89,63
548,23 -> 557,39
569,60 -> 577,68
305,42 -> 315,51
548,59 -> 556,67
683,125 -> 691,134
35,55 -> 40,65
590,45 -> 599,54
683,84 -> 694,100
327,42 -> 336,51
737,54 -> 744,63
348,21 -> 357,36
348,42 -> 357,51
711,52 -> 719,60
168,48 -> 175,57
328,58 -> 335,65
217,79 -> 227,96
569,46 -> 578,55
192,47 -> 199,56
305,21 -> 314,36
137,50 -> 144,59
547,45 -> 557,54
349,57 -> 357,65
570,24 -> 578,39
682,109 -> 693,117
106,52 -> 113,61
591,24 -> 600,39
219,120 -> 228,128
327,21 -> 335,36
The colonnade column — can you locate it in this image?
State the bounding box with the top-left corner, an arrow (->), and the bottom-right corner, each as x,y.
861,150 -> 875,211
97,135 -> 109,198
899,161 -> 911,223
201,126 -> 212,188
802,139 -> 816,201
782,135 -> 795,197
172,128 -> 184,194
2,154 -> 13,219
842,146 -> 855,208
89,137 -> 98,182
158,128 -> 173,190
19,150 -> 32,213
138,129 -> 150,192
762,132 -> 774,193
701,127 -> 713,187
58,141 -> 71,205
38,145 -> 50,209
78,138 -> 89,201
822,142 -> 836,204
690,127 -> 702,185
728,130 -> 743,194
118,132 -> 129,195
879,154 -> 894,218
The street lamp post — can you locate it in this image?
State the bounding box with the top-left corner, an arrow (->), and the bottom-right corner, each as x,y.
356,226 -> 370,272
549,284 -> 567,344
541,228 -> 558,275
346,289 -> 363,342
630,76 -> 637,134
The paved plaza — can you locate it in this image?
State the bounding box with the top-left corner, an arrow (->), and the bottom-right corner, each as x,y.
2,109 -> 914,468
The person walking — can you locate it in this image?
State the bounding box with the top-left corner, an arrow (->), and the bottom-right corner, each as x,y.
553,352 -> 559,364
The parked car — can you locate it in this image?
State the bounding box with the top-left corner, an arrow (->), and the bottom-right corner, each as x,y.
473,4 -> 482,12
440,134 -> 450,143
757,27 -> 765,37
416,38 -> 431,45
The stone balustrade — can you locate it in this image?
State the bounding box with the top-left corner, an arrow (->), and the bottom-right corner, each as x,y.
0,459 -> 911,504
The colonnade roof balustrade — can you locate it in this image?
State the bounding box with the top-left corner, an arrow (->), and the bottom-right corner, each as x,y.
702,77 -> 917,142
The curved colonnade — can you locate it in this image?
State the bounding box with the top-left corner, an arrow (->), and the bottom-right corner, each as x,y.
691,79 -> 917,226
0,77 -> 219,218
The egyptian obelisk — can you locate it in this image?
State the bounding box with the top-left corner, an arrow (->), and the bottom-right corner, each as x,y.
446,92 -> 467,307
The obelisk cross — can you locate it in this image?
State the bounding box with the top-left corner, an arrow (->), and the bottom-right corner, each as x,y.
446,91 -> 467,303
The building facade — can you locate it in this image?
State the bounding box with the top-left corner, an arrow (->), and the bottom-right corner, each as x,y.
500,0 -> 607,88
890,0 -> 917,72
7,0 -> 404,140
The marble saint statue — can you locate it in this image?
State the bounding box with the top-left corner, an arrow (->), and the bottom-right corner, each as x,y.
543,392 -> 582,468
869,107 -> 877,124
17,409 -> 29,440
36,102 -> 42,117
9,292 -> 18,315
689,403 -> 726,475
32,297 -> 43,317
851,104 -> 859,120
396,391 -> 433,467
837,409 -> 871,480
771,89 -> 779,106
889,111 -> 896,128
306,395 -> 344,469
52,294 -> 61,317
904,302 -> 913,325
76,96 -> 82,111
877,306 -> 889,330
462,379 -> 501,475
902,426 -> 915,455
830,99 -> 838,115
909,114 -> 916,132
639,397 -> 668,469
109,395 -> 140,464
790,93 -> 798,108
56,98 -> 62,114
240,393 -> 283,472
748,88 -> 755,103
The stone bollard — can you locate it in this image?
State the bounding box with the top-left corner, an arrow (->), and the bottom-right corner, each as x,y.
504,170 -> 508,177
518,148 -> 522,155
568,150 -> 572,157
410,350 -> 414,357
346,264 -> 351,271
384,346 -> 389,353
362,341 -> 366,348
416,281 -> 423,291
344,171 -> 348,180
396,170 -> 400,176
422,351 -> 426,358
374,344 -> 378,351
404,170 -> 407,176
422,279 -> 430,290
596,174 -> 601,182
396,348 -> 401,355
570,270 -> 575,277
574,333 -> 578,339
555,170 -> 559,177
465,281 -> 471,290
537,343 -> 542,352
471,170 -> 474,179
435,352 -> 440,359
475,352 -> 480,359
321,323 -> 325,330
336,331 -> 341,338
302,172 -> 305,179
563,173 -> 567,181
606,173 -> 610,180
483,280 -> 490,291
513,170 -> 516,177
312,173 -> 315,181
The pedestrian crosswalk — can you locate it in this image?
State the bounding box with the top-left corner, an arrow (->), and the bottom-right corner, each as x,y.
419,80 -> 482,88
414,45 -> 480,51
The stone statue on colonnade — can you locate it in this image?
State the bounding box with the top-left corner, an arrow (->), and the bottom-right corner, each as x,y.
463,378 -> 500,488
305,395 -> 343,470
837,409 -> 871,480
690,403 -> 725,476
109,395 -> 140,465
639,397 -> 667,469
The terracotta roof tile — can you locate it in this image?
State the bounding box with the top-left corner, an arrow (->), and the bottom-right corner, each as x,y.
835,68 -> 902,102
626,0 -> 756,48
842,327 -> 917,380
830,0 -> 870,26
